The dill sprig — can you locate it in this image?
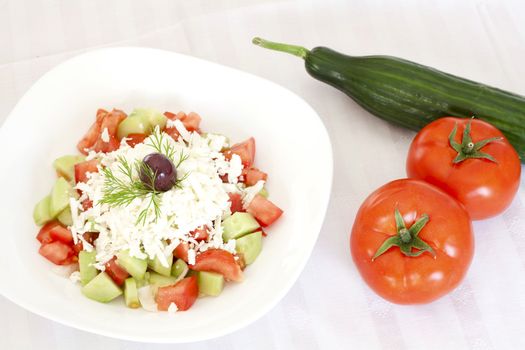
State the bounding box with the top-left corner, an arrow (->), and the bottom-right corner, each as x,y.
99,129 -> 190,225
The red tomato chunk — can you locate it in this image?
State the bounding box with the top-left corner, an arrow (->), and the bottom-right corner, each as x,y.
156,276 -> 199,311
246,194 -> 283,227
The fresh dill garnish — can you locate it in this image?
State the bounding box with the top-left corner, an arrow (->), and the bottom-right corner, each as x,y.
99,129 -> 190,225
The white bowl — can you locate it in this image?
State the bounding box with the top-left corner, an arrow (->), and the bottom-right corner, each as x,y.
0,48 -> 332,343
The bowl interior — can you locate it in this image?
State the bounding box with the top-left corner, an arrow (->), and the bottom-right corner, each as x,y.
0,47 -> 332,342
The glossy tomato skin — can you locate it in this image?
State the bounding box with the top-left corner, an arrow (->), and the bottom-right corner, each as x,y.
407,117 -> 521,220
350,179 -> 474,304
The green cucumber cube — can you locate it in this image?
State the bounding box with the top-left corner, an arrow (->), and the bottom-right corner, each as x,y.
53,155 -> 86,181
235,231 -> 263,265
124,278 -> 140,308
129,108 -> 167,130
117,114 -> 151,139
147,254 -> 173,277
222,212 -> 260,241
149,272 -> 178,288
57,207 -> 73,226
116,250 -> 148,280
79,251 -> 98,286
259,187 -> 269,198
82,272 -> 122,303
198,271 -> 224,297
33,195 -> 53,226
50,177 -> 76,218
171,259 -> 188,279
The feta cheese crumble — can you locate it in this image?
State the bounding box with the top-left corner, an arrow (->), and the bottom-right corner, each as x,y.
70,124 -> 247,270
100,127 -> 110,143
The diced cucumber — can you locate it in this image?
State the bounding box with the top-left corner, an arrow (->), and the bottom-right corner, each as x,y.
53,155 -> 86,181
79,251 -> 98,286
259,187 -> 269,198
222,212 -> 260,241
198,271 -> 224,297
136,272 -> 151,288
149,272 -> 178,288
129,108 -> 167,130
117,115 -> 151,140
124,278 -> 140,308
117,108 -> 167,139
33,195 -> 53,226
147,254 -> 173,277
171,259 -> 188,279
82,272 -> 122,303
50,177 -> 76,218
235,231 -> 263,265
57,207 -> 73,226
116,250 -> 148,280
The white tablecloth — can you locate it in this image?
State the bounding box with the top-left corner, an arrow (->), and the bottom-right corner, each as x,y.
2,0 -> 525,349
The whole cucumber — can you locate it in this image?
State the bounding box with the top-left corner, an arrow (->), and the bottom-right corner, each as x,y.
253,37 -> 525,161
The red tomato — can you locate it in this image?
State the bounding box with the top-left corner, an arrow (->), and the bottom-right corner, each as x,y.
173,242 -> 189,262
74,159 -> 99,184
407,117 -> 521,220
49,225 -> 73,244
77,109 -> 126,154
156,276 -> 199,311
190,226 -> 209,241
350,179 -> 474,304
81,199 -> 93,211
164,111 -> 202,134
190,249 -> 243,282
246,194 -> 283,227
225,138 -> 256,168
77,109 -> 106,154
242,168 -> 268,186
125,133 -> 148,147
228,193 -> 244,214
39,241 -> 75,265
37,221 -> 61,244
105,257 -> 130,286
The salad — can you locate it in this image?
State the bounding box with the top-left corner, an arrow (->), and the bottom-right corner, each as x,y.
33,108 -> 283,312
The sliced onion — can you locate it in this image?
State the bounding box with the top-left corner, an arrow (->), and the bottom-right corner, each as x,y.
138,286 -> 158,312
51,263 -> 79,277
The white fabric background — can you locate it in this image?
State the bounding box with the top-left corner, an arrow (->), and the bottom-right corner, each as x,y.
1,0 -> 525,349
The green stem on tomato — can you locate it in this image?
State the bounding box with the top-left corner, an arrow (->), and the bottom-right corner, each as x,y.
449,120 -> 502,163
372,208 -> 435,261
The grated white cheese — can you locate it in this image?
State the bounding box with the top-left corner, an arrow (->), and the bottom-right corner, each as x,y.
242,180 -> 266,208
69,271 -> 81,284
70,128 -> 241,270
100,127 -> 110,143
167,302 -> 178,314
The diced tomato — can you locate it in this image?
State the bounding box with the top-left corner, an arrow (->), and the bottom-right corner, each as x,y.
173,242 -> 189,262
228,193 -> 244,214
190,249 -> 243,282
125,133 -> 148,147
37,221 -> 61,244
75,159 -> 99,184
225,138 -> 255,168
49,225 -> 73,244
77,109 -> 126,154
81,199 -> 93,211
190,226 -> 209,241
73,241 -> 83,255
105,257 -> 129,286
39,241 -> 75,265
164,111 -> 202,133
77,109 -> 106,155
242,167 -> 267,186
246,194 -> 283,227
156,276 -> 199,311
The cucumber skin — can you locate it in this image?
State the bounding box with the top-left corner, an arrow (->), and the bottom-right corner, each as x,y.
305,47 -> 525,160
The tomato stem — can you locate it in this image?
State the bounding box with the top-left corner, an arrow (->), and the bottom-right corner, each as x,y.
372,209 -> 435,261
449,120 -> 502,163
